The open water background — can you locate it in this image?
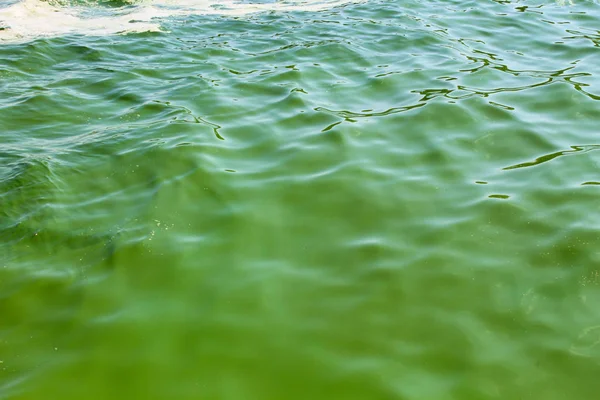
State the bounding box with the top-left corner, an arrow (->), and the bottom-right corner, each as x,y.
2,0 -> 600,398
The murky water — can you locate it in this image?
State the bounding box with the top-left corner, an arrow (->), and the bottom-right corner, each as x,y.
2,0 -> 600,398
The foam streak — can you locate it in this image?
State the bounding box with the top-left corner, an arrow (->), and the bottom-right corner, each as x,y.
0,0 -> 356,43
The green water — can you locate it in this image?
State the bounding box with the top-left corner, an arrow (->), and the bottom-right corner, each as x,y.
2,0 -> 600,398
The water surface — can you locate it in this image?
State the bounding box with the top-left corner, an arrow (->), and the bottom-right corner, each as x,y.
2,0 -> 600,399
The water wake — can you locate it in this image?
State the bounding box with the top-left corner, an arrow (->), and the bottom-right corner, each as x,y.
0,0 -> 355,43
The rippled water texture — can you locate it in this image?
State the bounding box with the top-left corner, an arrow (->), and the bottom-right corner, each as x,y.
2,0 -> 600,398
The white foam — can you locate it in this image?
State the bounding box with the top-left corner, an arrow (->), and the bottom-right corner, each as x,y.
0,0 -> 356,43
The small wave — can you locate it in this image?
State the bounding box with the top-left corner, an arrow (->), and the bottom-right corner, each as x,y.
0,0 -> 357,43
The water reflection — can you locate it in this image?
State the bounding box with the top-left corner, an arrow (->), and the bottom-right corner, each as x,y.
503,145 -> 600,170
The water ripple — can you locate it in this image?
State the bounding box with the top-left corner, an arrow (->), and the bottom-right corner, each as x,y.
3,0 -> 600,398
